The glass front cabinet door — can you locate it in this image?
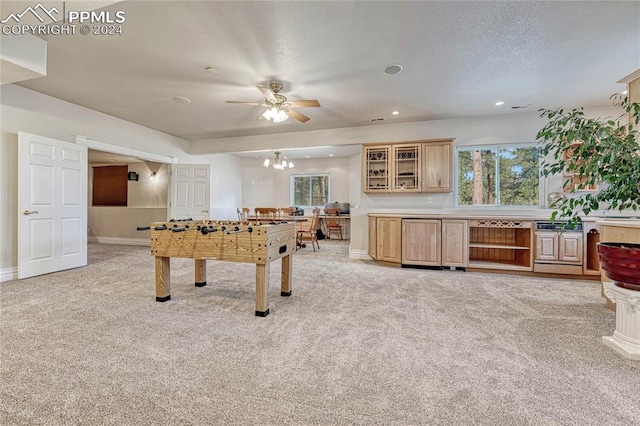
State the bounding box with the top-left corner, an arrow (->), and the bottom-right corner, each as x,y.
392,143 -> 421,192
363,145 -> 391,192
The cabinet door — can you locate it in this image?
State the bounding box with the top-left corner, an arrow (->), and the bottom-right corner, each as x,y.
422,141 -> 453,192
535,232 -> 558,261
376,217 -> 402,263
559,233 -> 583,263
442,219 -> 468,267
368,216 -> 377,259
363,145 -> 391,193
392,143 -> 421,192
401,219 -> 441,265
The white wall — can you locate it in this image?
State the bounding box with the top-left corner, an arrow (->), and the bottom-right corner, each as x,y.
240,156 -> 351,213
0,85 -> 197,278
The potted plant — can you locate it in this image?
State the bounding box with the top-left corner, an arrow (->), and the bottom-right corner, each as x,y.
536,94 -> 640,288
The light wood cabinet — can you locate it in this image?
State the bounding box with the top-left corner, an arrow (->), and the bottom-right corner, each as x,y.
535,232 -> 583,263
422,140 -> 453,193
442,219 -> 468,267
376,217 -> 402,263
392,143 -> 421,192
363,145 -> 391,192
368,216 -> 377,258
533,231 -> 583,274
401,219 -> 441,265
362,139 -> 453,194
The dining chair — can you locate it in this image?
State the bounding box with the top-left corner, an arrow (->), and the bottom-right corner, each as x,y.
237,207 -> 250,221
323,208 -> 343,240
296,207 -> 320,251
279,207 -> 296,218
255,207 -> 277,220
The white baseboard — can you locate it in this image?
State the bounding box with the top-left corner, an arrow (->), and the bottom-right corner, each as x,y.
349,249 -> 372,260
90,237 -> 150,246
0,267 -> 18,282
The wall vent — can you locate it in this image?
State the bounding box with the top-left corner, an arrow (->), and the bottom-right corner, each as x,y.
369,117 -> 385,122
510,104 -> 532,110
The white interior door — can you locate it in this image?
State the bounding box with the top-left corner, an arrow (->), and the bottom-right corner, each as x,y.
169,164 -> 210,220
18,132 -> 87,279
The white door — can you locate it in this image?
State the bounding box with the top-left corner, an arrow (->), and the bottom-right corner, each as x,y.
169,164 -> 210,220
18,132 -> 87,279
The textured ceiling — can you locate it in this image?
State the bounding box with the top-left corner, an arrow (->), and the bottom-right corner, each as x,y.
12,1 -> 640,143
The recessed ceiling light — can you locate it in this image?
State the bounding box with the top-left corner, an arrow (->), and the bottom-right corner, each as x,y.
495,101 -> 504,106
173,96 -> 191,103
329,154 -> 334,157
383,64 -> 403,75
205,66 -> 218,74
622,90 -> 628,95
306,155 -> 310,158
392,111 -> 399,115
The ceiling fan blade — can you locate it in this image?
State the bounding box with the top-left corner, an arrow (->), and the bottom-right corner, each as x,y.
286,108 -> 310,123
256,111 -> 266,121
257,85 -> 276,101
287,100 -> 320,108
226,101 -> 268,106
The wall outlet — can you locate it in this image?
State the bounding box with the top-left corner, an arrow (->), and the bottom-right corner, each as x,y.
426,197 -> 432,204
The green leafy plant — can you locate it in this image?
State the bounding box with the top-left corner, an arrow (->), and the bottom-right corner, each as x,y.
537,94 -> 640,229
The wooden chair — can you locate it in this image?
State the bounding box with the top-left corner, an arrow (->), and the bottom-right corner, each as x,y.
296,208 -> 320,251
323,208 -> 343,240
237,207 -> 250,221
279,207 -> 296,218
254,207 -> 277,220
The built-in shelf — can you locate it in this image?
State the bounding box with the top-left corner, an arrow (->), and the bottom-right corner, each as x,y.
469,243 -> 530,250
468,219 -> 534,271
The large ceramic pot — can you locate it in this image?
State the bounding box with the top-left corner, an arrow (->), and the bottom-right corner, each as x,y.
597,242 -> 640,291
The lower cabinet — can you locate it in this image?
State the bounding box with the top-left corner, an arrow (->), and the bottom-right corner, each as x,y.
534,231 -> 583,274
368,216 -> 377,259
442,219 -> 468,267
402,219 -> 441,265
376,217 -> 402,263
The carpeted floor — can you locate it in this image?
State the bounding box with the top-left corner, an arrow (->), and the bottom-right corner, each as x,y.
1,241 -> 639,425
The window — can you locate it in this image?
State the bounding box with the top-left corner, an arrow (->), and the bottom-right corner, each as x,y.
291,174 -> 329,207
456,144 -> 541,207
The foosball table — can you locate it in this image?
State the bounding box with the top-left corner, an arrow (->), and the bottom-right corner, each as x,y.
137,219 -> 297,316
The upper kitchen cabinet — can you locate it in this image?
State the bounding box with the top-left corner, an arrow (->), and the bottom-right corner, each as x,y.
362,139 -> 453,194
422,140 -> 453,193
363,145 -> 391,192
392,143 -> 422,192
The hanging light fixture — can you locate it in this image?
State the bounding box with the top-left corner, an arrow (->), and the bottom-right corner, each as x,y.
263,151 -> 294,170
262,106 -> 289,123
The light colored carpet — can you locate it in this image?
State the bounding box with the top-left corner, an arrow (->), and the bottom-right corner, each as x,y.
1,241 -> 639,425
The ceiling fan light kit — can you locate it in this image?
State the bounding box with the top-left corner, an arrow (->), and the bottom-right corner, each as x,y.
227,81 -> 320,124
262,107 -> 289,123
263,151 -> 294,170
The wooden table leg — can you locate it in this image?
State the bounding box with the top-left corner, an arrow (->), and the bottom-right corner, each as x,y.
281,254 -> 292,296
255,263 -> 270,317
155,256 -> 171,302
195,259 -> 207,287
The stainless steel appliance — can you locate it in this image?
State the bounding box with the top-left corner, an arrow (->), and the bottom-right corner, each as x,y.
324,202 -> 350,215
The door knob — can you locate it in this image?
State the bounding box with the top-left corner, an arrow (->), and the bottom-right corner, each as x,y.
23,210 -> 39,215
201,209 -> 209,213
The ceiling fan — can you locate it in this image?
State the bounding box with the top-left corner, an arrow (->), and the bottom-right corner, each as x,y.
226,82 -> 320,123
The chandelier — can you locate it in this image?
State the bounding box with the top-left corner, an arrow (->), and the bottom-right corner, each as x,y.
263,151 -> 294,170
261,106 -> 289,123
